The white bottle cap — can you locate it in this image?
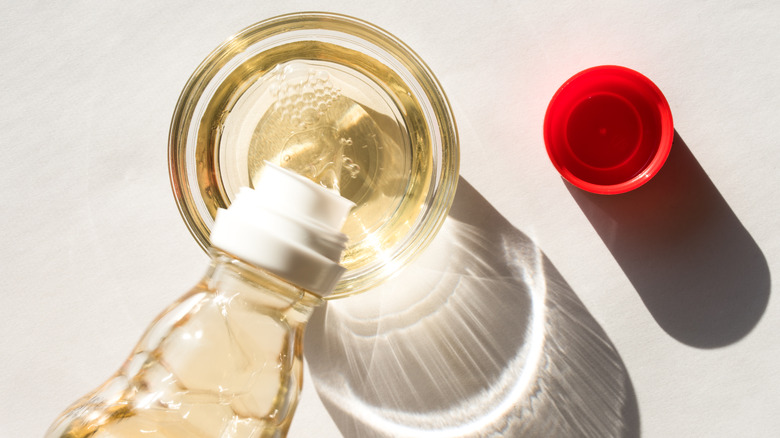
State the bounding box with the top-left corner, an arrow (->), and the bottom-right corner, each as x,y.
209,163 -> 354,296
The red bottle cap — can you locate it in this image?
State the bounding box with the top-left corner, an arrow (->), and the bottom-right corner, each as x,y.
544,65 -> 673,194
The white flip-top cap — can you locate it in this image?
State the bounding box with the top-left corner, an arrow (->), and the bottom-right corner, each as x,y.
209,163 -> 354,296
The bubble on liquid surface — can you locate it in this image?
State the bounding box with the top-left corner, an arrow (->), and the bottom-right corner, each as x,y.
342,156 -> 360,179
269,64 -> 341,130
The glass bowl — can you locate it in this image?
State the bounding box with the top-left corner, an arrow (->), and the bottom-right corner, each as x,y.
169,12 -> 459,298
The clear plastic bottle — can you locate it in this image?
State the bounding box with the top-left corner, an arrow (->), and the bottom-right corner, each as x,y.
45,164 -> 353,438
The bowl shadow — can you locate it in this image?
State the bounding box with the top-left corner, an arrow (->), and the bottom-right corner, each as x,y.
566,131 -> 770,348
304,177 -> 639,437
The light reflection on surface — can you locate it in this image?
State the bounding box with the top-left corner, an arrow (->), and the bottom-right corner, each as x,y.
305,178 -> 639,437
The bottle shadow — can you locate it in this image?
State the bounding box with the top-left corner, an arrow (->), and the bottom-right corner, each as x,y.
566,131 -> 770,348
305,178 -> 640,437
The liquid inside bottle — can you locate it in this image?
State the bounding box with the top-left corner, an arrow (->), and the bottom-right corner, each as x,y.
45,253 -> 323,438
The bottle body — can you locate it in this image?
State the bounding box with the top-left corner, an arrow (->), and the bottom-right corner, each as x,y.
46,252 -> 323,438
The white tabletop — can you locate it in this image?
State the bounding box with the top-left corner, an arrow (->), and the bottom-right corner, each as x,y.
2,1 -> 778,437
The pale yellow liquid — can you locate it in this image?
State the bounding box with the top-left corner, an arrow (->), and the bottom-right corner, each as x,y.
46,258 -> 319,438
194,41 -> 434,272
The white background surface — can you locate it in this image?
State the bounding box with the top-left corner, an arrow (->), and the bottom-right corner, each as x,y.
2,1 -> 779,437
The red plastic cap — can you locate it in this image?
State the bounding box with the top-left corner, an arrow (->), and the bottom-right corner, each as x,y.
543,65 -> 674,194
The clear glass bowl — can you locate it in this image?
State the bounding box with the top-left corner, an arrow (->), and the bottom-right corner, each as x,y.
169,12 -> 459,298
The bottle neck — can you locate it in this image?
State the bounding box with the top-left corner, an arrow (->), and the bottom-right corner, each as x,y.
206,249 -> 326,319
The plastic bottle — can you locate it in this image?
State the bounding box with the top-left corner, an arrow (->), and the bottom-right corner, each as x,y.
45,164 -> 354,438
